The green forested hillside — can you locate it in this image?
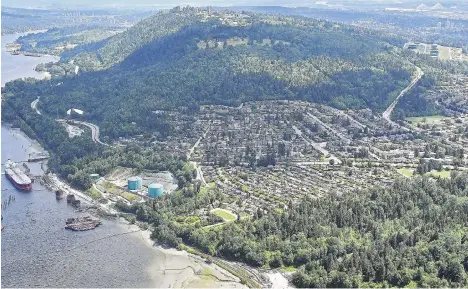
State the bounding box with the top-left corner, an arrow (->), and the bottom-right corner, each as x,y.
2,8 -> 468,288
128,171 -> 468,288
16,26 -> 120,56
58,9 -> 201,70
3,7 -> 426,139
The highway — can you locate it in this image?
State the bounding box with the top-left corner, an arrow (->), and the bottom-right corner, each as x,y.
382,66 -> 424,126
56,119 -> 113,147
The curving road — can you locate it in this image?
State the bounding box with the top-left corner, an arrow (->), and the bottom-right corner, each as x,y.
30,98 -> 41,115
31,98 -> 112,147
56,119 -> 113,147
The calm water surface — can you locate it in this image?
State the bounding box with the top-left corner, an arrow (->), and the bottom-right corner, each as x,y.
1,32 -> 59,87
1,33 -> 159,288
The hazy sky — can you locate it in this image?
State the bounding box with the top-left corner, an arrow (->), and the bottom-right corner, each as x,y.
1,0 -> 459,9
2,0 -> 263,8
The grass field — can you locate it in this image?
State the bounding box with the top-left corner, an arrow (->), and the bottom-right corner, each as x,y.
86,186 -> 102,200
397,168 -> 414,178
426,170 -> 451,179
102,180 -> 120,194
405,115 -> 445,124
212,208 -> 236,222
121,191 -> 141,202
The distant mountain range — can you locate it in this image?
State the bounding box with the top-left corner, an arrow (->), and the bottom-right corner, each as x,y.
416,3 -> 446,11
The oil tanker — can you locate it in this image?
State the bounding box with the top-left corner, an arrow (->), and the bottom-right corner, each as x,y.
4,160 -> 32,191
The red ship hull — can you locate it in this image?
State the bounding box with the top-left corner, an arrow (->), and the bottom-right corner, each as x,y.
5,173 -> 32,191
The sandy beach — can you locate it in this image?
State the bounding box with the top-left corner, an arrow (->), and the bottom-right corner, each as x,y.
136,229 -> 248,288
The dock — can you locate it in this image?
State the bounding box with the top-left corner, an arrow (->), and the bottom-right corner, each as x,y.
28,152 -> 49,162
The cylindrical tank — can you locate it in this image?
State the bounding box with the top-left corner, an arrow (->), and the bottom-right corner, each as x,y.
148,183 -> 164,198
90,173 -> 100,180
128,176 -> 142,190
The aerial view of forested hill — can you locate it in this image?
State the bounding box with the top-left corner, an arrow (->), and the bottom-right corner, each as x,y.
4,7 -> 454,137
2,4 -> 468,288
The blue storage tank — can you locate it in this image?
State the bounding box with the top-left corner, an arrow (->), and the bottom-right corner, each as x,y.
148,183 -> 164,198
128,176 -> 142,191
89,173 -> 100,180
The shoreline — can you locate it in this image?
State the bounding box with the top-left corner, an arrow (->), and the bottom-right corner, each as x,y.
1,30 -> 281,287
2,31 -> 59,88
2,125 -> 251,288
44,172 -> 250,288
136,227 -> 249,288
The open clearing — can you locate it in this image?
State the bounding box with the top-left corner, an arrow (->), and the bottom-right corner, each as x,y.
405,115 -> 445,124
212,208 -> 237,222
404,42 -> 466,60
425,170 -> 451,179
87,185 -> 102,200
397,168 -> 414,178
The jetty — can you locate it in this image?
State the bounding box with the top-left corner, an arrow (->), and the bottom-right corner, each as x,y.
65,216 -> 101,231
28,152 -> 49,162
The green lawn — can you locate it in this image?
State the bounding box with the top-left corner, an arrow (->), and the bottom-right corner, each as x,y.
101,180 -> 140,201
212,209 -> 237,222
425,170 -> 451,179
397,168 -> 414,178
102,180 -> 120,194
405,115 -> 445,124
86,186 -> 102,200
121,191 -> 141,202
